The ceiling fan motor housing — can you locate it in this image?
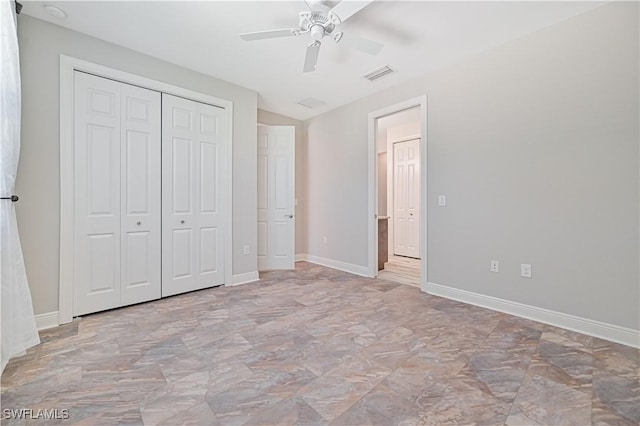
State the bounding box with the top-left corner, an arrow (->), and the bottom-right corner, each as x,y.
310,25 -> 325,41
299,11 -> 335,40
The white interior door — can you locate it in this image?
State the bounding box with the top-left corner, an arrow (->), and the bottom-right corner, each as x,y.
257,125 -> 295,270
393,138 -> 420,258
162,94 -> 225,296
120,83 -> 162,306
74,72 -> 161,316
74,72 -> 122,315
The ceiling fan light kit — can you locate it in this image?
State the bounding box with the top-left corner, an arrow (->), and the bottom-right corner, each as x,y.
239,0 -> 383,73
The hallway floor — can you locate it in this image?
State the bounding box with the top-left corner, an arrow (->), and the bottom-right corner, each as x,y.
2,262 -> 638,425
378,254 -> 421,287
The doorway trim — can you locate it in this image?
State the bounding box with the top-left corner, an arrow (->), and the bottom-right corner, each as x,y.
367,95 -> 427,290
59,55 -> 234,324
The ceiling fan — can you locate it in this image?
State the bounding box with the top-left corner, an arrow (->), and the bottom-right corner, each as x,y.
240,0 -> 382,73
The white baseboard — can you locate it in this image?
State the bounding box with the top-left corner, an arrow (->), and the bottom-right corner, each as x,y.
230,271 -> 260,286
35,311 -> 59,331
425,282 -> 640,348
296,253 -> 369,278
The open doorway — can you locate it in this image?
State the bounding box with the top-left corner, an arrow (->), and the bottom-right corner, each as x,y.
368,96 -> 427,290
377,107 -> 421,286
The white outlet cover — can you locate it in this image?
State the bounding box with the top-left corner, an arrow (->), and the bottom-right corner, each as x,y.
521,264 -> 532,278
490,261 -> 499,272
438,195 -> 446,206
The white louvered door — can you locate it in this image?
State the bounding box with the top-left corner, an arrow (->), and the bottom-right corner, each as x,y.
74,72 -> 161,316
161,94 -> 226,297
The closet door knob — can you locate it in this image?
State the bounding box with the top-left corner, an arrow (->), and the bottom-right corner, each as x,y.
136,221 -> 142,226
180,220 -> 185,224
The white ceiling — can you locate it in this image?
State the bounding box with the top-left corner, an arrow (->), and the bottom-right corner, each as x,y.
21,1 -> 604,120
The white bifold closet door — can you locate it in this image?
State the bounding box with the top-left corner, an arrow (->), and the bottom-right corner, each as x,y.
162,94 -> 226,297
74,72 -> 161,316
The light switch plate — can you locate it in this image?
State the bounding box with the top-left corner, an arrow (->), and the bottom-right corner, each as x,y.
521,264 -> 532,278
438,195 -> 446,206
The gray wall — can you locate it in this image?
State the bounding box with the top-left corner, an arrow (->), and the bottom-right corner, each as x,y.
17,15 -> 258,315
303,2 -> 639,330
257,109 -> 308,254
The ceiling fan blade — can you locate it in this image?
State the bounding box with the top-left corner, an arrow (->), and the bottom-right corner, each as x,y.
329,0 -> 374,24
303,41 -> 321,73
334,32 -> 383,55
240,29 -> 297,41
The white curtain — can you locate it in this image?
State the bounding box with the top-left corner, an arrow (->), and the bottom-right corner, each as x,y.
1,0 -> 40,373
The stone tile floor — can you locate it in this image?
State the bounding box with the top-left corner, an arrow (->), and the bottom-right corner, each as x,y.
1,262 -> 638,425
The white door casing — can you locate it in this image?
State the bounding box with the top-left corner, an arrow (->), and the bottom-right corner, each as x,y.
257,125 -> 295,270
366,95 -> 427,283
393,138 -> 420,258
73,71 -> 161,316
162,94 -> 226,296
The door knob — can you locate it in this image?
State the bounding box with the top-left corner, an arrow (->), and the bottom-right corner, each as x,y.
285,214 -> 294,218
180,220 -> 185,224
136,221 -> 142,226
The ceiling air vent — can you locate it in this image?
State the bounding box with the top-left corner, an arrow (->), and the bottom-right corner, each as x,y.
297,97 -> 326,108
363,65 -> 397,82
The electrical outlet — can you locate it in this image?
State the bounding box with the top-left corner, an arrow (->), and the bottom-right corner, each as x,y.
438,195 -> 446,207
490,261 -> 499,273
521,264 -> 532,278
323,236 -> 328,244
243,245 -> 250,255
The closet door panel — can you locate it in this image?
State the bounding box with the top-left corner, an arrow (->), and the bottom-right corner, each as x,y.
74,72 -> 122,316
200,227 -> 217,274
172,137 -> 193,214
121,84 -> 161,305
196,105 -> 225,286
172,229 -> 192,278
163,94 -> 196,296
162,94 -> 225,297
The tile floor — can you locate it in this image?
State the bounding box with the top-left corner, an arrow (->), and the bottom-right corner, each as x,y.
1,262 -> 638,425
